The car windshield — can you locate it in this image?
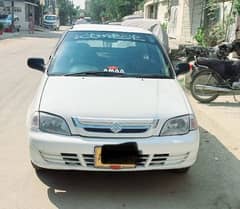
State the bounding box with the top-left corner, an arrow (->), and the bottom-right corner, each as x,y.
48,31 -> 172,78
0,15 -> 8,20
45,16 -> 56,20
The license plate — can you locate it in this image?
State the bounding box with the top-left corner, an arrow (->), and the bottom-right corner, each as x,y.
94,143 -> 138,169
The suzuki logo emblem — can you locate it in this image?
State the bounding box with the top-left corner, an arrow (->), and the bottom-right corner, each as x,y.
110,123 -> 122,133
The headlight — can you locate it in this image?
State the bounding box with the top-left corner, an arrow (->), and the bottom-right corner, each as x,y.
30,112 -> 40,132
31,112 -> 71,136
160,115 -> 198,136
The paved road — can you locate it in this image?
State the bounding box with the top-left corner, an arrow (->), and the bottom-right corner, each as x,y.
189,95 -> 240,159
1,31 -> 240,209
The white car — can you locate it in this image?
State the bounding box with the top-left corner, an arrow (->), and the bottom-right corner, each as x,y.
27,24 -> 199,173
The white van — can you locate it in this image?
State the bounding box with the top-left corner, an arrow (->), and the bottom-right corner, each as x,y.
43,15 -> 60,30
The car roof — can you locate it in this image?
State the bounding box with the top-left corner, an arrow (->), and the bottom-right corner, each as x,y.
71,24 -> 152,35
122,18 -> 162,30
44,14 -> 57,17
122,14 -> 143,21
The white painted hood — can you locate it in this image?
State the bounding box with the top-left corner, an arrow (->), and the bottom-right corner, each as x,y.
40,77 -> 191,119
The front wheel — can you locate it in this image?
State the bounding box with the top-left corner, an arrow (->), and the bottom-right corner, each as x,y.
190,70 -> 221,103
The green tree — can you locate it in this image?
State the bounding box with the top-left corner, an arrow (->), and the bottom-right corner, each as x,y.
234,0 -> 240,14
57,0 -> 82,25
87,0 -> 144,22
194,0 -> 234,46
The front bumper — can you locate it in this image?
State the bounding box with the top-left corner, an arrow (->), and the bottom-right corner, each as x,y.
29,130 -> 200,171
43,24 -> 57,29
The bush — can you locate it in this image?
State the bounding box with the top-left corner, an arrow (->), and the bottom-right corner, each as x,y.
194,27 -> 206,46
205,24 -> 225,46
0,23 -> 4,31
161,22 -> 168,32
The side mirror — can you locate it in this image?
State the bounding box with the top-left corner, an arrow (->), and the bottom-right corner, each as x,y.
175,63 -> 190,76
27,58 -> 45,72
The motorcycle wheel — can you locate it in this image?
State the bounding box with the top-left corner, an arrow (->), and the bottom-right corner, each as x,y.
190,69 -> 221,103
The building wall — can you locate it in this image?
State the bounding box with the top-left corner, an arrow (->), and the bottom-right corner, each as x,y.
180,0 -> 192,42
144,0 -> 235,45
168,0 -> 181,39
1,1 -> 39,30
156,1 -> 168,23
191,0 -> 204,39
2,1 -> 26,29
168,0 -> 204,43
144,0 -> 168,23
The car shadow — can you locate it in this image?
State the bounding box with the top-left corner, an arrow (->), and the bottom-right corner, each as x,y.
207,101 -> 240,108
36,128 -> 240,209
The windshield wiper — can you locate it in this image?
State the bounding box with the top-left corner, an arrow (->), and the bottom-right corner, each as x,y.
63,71 -> 126,77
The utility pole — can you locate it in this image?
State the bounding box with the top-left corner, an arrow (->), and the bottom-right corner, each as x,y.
53,0 -> 56,14
11,0 -> 14,32
167,0 -> 171,21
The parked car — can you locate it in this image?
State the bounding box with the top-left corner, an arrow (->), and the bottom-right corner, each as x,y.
108,22 -> 122,25
74,18 -> 89,25
122,14 -> 143,21
0,14 -> 21,32
74,17 -> 92,25
43,15 -> 60,30
27,24 -> 199,173
122,19 -> 170,53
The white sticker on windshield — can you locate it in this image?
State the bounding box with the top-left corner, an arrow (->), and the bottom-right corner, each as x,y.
104,66 -> 125,73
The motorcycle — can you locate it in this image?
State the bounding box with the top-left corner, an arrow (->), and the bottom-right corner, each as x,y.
189,41 -> 240,103
180,45 -> 217,89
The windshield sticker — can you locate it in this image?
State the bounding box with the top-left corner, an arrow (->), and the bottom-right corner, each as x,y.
104,66 -> 125,73
69,32 -> 156,43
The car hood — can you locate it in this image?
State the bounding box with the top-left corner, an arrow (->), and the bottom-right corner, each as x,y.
40,77 -> 191,119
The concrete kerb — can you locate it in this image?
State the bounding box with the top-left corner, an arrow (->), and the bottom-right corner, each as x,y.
0,32 -> 21,40
0,26 -> 46,40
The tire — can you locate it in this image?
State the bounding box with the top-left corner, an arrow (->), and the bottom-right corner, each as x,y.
171,167 -> 191,174
190,69 -> 221,103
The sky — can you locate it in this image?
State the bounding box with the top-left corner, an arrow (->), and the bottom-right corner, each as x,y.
73,0 -> 86,9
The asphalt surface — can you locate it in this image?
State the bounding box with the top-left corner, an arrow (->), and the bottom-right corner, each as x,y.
189,95 -> 240,159
1,30 -> 240,209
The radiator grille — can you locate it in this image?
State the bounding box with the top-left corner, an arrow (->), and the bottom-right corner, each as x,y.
40,151 -> 189,168
71,117 -> 159,138
40,152 -> 81,166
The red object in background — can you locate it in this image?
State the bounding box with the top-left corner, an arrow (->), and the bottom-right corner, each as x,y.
189,63 -> 193,71
108,66 -> 119,70
4,26 -> 13,33
0,30 -> 3,35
